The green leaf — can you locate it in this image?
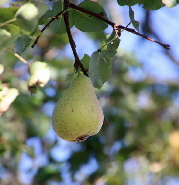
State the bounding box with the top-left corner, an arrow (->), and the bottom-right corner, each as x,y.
11,1 -> 50,18
0,7 -> 18,23
0,24 -> 21,49
25,113 -> 50,137
0,29 -> 11,48
73,0 -> 108,32
105,32 -> 120,58
117,0 -> 139,6
141,0 -> 165,10
129,7 -> 140,32
81,54 -> 90,72
14,35 -> 31,53
49,1 -> 74,35
68,150 -> 90,173
28,1 -> 50,18
89,50 -> 111,89
117,0 -> 165,10
15,3 -> 39,33
35,165 -> 62,183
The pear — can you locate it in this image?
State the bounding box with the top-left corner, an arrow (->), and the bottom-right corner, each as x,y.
28,61 -> 50,87
28,61 -> 50,94
52,74 -> 104,142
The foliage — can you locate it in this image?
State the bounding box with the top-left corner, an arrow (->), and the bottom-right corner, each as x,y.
0,0 -> 179,185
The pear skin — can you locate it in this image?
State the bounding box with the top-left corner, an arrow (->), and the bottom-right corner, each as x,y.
52,74 -> 104,142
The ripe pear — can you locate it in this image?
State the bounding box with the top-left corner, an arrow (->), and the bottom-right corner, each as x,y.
52,74 -> 104,142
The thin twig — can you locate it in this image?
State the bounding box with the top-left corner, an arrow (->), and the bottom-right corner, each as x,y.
100,34 -> 118,50
69,3 -> 170,49
117,25 -> 170,49
100,22 -> 132,50
63,1 -> 88,76
31,10 -> 66,48
32,2 -> 170,49
69,3 -> 115,27
6,48 -> 29,66
0,18 -> 17,28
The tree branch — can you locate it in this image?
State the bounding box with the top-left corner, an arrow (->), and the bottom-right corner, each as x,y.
31,10 -> 66,48
63,1 -> 88,76
142,10 -> 179,67
32,2 -> 170,49
6,48 -> 29,66
68,3 -> 170,49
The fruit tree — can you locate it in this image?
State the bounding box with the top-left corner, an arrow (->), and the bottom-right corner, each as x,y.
1,0 -> 179,185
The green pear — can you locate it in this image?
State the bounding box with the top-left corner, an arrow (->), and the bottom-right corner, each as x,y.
52,74 -> 104,142
28,61 -> 50,87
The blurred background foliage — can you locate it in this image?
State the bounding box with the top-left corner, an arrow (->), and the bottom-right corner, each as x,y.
1,0 -> 179,185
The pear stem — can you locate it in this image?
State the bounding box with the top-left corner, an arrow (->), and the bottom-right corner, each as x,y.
104,117 -> 110,126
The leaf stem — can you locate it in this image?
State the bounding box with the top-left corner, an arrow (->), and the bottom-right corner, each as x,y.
0,18 -> 17,28
6,48 -> 29,66
100,34 -> 118,50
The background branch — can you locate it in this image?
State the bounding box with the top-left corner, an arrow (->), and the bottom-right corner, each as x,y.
141,10 -> 179,67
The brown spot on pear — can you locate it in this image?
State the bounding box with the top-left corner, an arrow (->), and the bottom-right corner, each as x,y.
52,74 -> 104,142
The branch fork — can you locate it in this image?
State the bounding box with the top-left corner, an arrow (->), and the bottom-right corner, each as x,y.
31,1 -> 170,51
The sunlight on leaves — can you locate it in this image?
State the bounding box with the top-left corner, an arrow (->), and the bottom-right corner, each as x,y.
73,0 -> 108,32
